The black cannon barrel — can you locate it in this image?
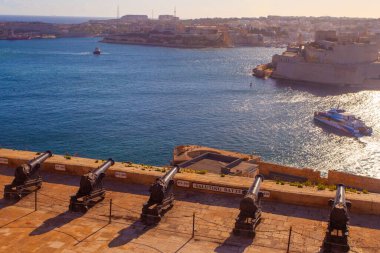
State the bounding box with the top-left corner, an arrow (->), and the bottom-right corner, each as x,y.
239,174 -> 264,214
93,159 -> 114,177
334,184 -> 346,206
161,166 -> 180,185
28,151 -> 52,169
246,174 -> 264,197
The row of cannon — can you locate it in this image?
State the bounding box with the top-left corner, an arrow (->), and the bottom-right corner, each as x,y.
3,151 -> 351,252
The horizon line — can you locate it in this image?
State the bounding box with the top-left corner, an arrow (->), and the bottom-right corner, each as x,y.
1,14 -> 379,20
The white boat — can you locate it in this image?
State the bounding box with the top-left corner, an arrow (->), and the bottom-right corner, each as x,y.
314,109 -> 372,137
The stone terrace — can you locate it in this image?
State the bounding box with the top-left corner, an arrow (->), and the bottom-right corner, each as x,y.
0,167 -> 380,253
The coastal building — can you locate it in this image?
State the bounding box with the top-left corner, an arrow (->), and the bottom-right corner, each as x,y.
158,15 -> 179,22
266,30 -> 380,87
228,30 -> 264,46
120,15 -> 149,22
102,24 -> 227,48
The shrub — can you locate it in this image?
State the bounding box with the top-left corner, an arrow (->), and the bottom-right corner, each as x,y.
221,174 -> 225,177
304,180 -> 313,187
363,189 -> 369,194
64,154 -> 71,160
280,181 -> 285,185
36,152 -> 40,155
317,183 -> 326,191
95,160 -> 98,163
328,185 -> 337,191
196,170 -> 207,175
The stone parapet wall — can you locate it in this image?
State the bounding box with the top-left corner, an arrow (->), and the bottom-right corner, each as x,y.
328,170 -> 380,193
257,161 -> 323,183
1,148 -> 380,215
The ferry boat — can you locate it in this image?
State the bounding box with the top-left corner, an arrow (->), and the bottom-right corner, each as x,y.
93,47 -> 101,55
314,109 -> 372,137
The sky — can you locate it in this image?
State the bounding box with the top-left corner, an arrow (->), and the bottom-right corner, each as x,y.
0,0 -> 380,19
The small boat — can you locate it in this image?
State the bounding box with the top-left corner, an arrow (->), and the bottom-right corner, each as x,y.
93,47 -> 101,55
314,109 -> 372,137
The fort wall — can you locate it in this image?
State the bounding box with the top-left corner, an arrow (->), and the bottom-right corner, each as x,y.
1,148 -> 380,215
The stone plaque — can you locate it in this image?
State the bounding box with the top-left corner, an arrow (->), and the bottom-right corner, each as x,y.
192,183 -> 243,195
176,180 -> 190,188
115,171 -> 127,179
262,191 -> 271,198
0,158 -> 8,165
55,164 -> 66,171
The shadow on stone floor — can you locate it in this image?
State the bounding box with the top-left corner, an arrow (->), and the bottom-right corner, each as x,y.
214,233 -> 253,253
262,201 -> 329,222
108,220 -> 154,248
0,198 -> 18,210
262,201 -> 380,230
29,211 -> 83,236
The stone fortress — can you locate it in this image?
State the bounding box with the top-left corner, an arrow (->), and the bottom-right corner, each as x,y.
255,30 -> 380,87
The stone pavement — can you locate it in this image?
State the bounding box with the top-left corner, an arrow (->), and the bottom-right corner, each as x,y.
0,167 -> 380,253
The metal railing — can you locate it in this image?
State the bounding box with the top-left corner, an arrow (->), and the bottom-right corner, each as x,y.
0,188 -> 376,252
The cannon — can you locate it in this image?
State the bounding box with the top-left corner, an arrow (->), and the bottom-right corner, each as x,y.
141,166 -> 179,224
69,159 -> 114,212
4,151 -> 52,199
323,184 -> 351,252
233,175 -> 264,236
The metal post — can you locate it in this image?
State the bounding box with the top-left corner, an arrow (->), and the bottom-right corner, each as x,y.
287,226 -> 292,253
34,190 -> 37,211
109,199 -> 112,224
192,212 -> 195,238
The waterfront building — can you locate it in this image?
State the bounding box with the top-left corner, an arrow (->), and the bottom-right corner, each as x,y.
121,15 -> 149,22
269,30 -> 380,87
158,15 -> 179,22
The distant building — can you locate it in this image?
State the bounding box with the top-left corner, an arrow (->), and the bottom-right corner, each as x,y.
158,15 -> 179,22
121,15 -> 149,22
315,30 -> 337,42
269,31 -> 380,87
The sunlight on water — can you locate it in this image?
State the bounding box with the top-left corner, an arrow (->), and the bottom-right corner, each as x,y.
0,38 -> 379,178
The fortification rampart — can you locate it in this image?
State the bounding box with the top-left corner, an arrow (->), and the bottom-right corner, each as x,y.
1,148 -> 380,215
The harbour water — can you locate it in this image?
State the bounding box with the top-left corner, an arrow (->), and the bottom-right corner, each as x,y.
0,15 -> 106,24
1,38 -> 380,177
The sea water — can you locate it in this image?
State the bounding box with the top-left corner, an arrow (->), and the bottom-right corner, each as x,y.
1,37 -> 379,177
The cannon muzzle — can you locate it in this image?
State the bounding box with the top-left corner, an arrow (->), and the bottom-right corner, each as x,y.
329,184 -> 351,209
5,151 -> 51,199
234,174 -> 264,236
73,158 -> 115,208
161,166 -> 180,186
240,175 -> 264,214
14,151 -> 52,181
324,184 -> 352,250
28,151 -> 52,169
93,158 -> 114,177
